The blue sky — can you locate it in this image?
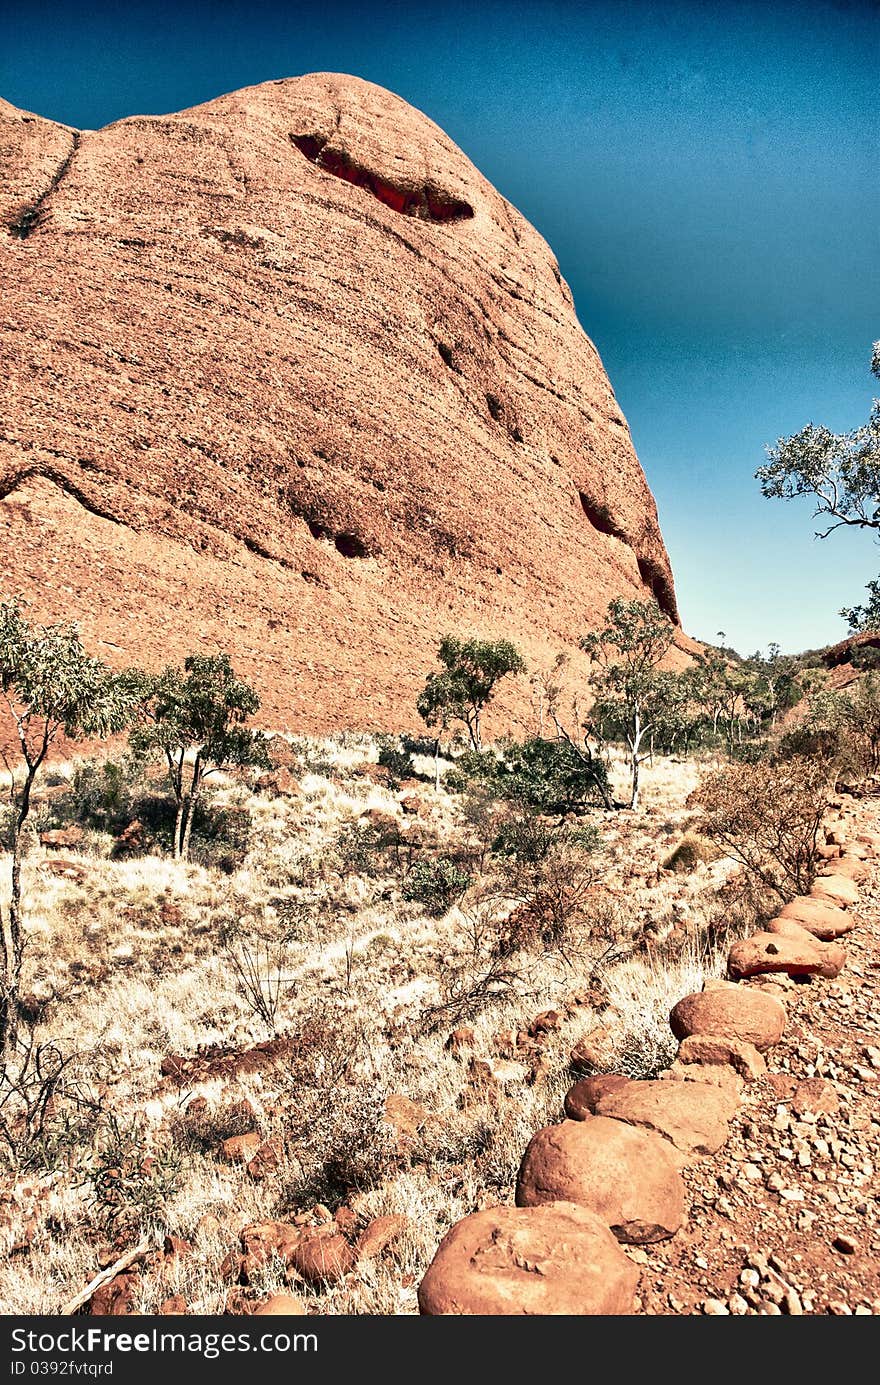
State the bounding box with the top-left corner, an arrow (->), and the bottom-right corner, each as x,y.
3,0 -> 878,654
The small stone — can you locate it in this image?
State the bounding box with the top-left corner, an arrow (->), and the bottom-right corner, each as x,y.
702,1298 -> 729,1315
220,1132 -> 261,1163
253,1294 -> 306,1316
833,1233 -> 858,1254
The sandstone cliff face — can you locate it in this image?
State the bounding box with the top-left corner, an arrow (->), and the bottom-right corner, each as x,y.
0,74 -> 679,733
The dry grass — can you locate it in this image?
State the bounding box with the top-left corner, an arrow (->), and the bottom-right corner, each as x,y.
0,737 -> 755,1315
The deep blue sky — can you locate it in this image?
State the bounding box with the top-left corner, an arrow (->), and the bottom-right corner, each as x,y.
3,0 -> 878,654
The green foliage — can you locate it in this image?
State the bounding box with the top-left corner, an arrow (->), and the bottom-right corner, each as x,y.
402,856 -> 472,915
757,343 -> 880,539
58,755 -> 144,835
581,597 -> 675,807
784,675 -> 880,787
375,735 -> 415,788
332,821 -> 387,877
840,576 -> 880,634
130,653 -> 270,860
758,344 -> 880,633
0,602 -> 144,1051
0,603 -> 142,753
492,808 -> 600,865
82,1113 -> 184,1228
417,636 -> 526,750
446,738 -> 610,813
494,737 -> 609,814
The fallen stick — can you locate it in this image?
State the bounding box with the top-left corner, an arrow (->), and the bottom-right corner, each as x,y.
59,1240 -> 154,1317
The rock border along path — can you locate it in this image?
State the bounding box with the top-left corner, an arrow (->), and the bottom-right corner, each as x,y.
417,795 -> 880,1315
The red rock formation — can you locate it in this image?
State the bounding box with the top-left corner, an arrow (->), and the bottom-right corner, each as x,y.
0,74 -> 680,733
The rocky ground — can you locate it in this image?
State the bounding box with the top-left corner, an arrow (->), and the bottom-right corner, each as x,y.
639,800 -> 880,1316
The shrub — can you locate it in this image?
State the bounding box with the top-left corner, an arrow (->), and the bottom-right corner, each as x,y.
402,857 -> 471,915
277,1008 -> 398,1205
332,822 -> 387,877
689,755 -> 829,900
82,1113 -> 184,1228
0,1039 -> 98,1175
59,756 -> 142,833
494,738 -> 610,813
375,736 -> 416,787
446,738 -> 610,813
662,834 -> 720,873
493,808 -> 600,866
791,676 -> 880,788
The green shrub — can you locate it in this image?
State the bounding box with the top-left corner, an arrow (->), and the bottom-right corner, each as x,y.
446,738 -> 609,813
402,857 -> 471,915
82,1113 -> 184,1228
375,736 -> 416,787
493,809 -> 600,865
332,822 -> 387,877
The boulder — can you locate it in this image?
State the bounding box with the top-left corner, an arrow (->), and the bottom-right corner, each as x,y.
670,987 -> 786,1051
528,1009 -> 562,1037
727,932 -> 846,981
820,855 -> 870,883
791,1077 -> 840,1116
220,1132 -> 261,1163
0,79 -> 679,740
88,1271 -> 139,1316
254,1294 -> 307,1316
356,1214 -> 409,1262
815,844 -> 841,860
158,1297 -> 187,1315
675,1034 -> 766,1082
289,1233 -> 355,1286
515,1117 -> 686,1243
239,1221 -> 303,1275
570,1025 -> 616,1072
664,1062 -> 743,1098
810,875 -> 859,908
564,1073 -> 630,1120
39,826 -> 84,849
778,897 -> 854,940
444,1027 -> 476,1055
593,1078 -> 738,1159
383,1093 -> 432,1153
765,917 -> 827,942
418,1202 -> 639,1315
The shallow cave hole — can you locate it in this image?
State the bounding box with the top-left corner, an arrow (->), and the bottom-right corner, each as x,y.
579,493 -> 625,540
307,519 -> 328,541
333,532 -> 368,559
289,133 -> 474,224
437,341 -> 456,370
637,556 -> 678,622
486,392 -> 503,422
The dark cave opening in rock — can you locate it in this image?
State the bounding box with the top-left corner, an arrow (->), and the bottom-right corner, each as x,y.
290,133 -> 474,224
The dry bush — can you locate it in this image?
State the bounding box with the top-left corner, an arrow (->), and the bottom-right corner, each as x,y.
274,1006 -> 399,1207
662,833 -> 721,873
600,941 -> 726,1079
688,755 -> 829,901
0,1037 -> 99,1175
